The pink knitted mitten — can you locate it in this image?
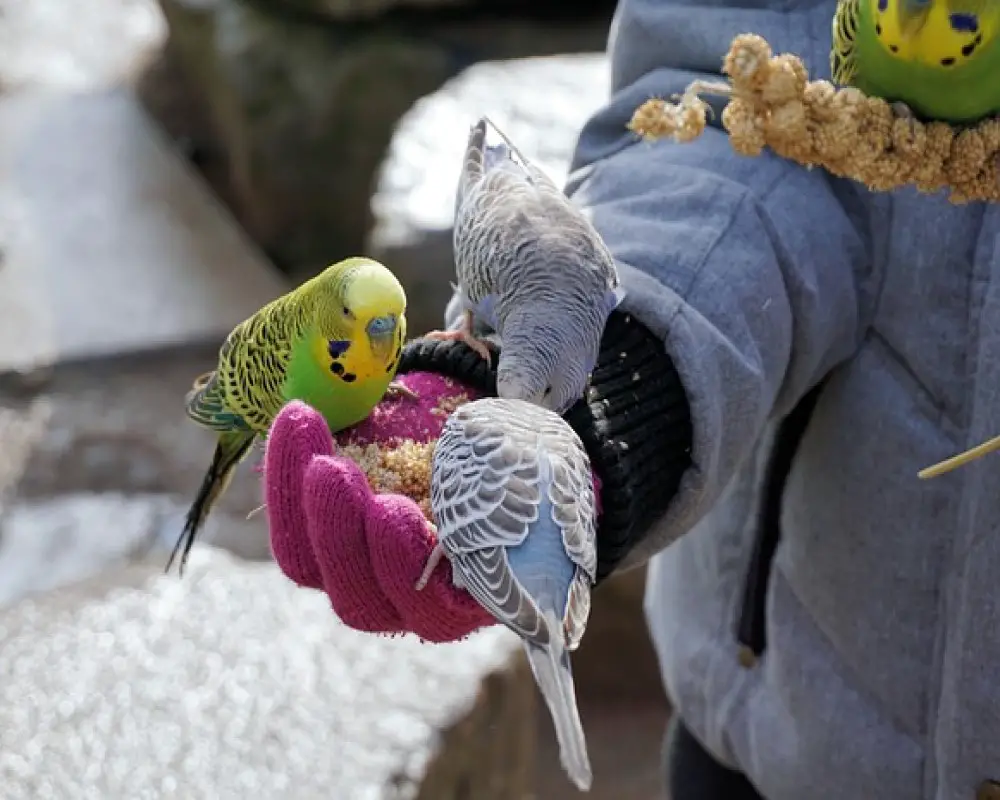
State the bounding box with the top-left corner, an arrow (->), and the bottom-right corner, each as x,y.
263,372 -> 495,642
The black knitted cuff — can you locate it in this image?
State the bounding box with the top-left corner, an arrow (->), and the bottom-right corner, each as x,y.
397,311 -> 693,583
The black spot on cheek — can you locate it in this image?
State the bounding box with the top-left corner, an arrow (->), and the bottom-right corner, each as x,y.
330,362 -> 345,375
342,372 -> 357,383
961,35 -> 981,57
875,22 -> 882,35
941,56 -> 956,66
889,44 -> 898,52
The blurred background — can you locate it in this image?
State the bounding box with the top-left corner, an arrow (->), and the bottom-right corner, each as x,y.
0,0 -> 671,796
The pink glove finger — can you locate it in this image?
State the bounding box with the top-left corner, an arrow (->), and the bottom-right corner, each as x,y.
302,455 -> 405,633
367,494 -> 495,643
264,401 -> 332,589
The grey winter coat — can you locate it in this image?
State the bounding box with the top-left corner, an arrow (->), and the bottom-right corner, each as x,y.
559,0 -> 1000,798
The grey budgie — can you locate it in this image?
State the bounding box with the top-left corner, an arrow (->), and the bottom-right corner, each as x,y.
424,116 -> 625,415
415,397 -> 598,791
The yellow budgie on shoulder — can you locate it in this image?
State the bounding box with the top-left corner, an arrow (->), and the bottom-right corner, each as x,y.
832,0 -> 1000,123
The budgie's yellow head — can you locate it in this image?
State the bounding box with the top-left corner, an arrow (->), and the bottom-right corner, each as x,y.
309,257 -> 407,372
869,0 -> 998,68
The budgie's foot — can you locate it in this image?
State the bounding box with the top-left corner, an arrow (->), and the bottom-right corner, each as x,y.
888,101 -> 922,140
414,543 -> 446,591
385,381 -> 420,401
890,101 -> 915,120
246,503 -> 267,520
423,327 -> 493,365
424,309 -> 492,365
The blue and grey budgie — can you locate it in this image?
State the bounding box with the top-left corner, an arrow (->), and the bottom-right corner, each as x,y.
416,397 -> 598,791
424,116 -> 626,415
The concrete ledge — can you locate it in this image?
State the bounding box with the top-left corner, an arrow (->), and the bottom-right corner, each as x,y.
0,88 -> 289,371
0,547 -> 534,798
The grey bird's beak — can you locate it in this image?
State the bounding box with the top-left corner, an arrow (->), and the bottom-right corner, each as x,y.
367,314 -> 398,361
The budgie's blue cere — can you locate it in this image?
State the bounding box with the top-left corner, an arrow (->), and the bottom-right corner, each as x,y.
423,116 -> 625,415
417,397 -> 598,791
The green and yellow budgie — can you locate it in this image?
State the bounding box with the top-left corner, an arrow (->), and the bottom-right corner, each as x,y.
831,0 -> 1000,123
171,257 -> 414,574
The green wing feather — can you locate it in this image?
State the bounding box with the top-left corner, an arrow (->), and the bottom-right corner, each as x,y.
172,293 -> 312,576
185,371 -> 253,432
185,294 -> 311,435
832,0 -> 863,85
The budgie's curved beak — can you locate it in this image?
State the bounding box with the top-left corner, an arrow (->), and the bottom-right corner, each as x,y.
897,0 -> 931,39
366,314 -> 398,362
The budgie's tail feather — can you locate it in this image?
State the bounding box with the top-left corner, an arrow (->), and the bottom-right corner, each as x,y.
480,115 -> 532,170
169,430 -> 256,576
525,612 -> 592,792
458,119 -> 488,209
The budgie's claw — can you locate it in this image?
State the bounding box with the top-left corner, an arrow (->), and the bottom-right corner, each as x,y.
385,381 -> 420,401
888,101 -> 922,143
415,543 -> 446,591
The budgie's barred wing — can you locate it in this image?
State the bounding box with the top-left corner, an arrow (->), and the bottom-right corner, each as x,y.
542,423 -> 598,651
187,296 -> 310,434
432,406 -> 542,641
185,371 -> 254,432
831,0 -> 861,85
432,400 -> 596,647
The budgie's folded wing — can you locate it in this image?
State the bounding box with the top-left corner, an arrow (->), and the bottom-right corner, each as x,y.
432,407 -> 551,645
831,0 -> 861,84
545,450 -> 598,576
541,419 -> 598,650
456,548 -> 553,644
185,370 -> 253,432
562,571 -> 592,652
215,305 -> 302,431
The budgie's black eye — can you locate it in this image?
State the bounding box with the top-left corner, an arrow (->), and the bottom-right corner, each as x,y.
544,386 -> 553,397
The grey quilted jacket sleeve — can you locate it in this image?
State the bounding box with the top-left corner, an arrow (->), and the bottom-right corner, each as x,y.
563,0 -> 878,565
